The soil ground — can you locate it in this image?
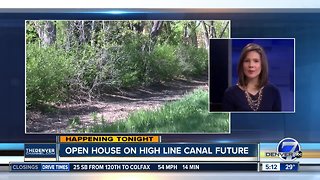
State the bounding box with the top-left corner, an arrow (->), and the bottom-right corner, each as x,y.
26,76 -> 208,133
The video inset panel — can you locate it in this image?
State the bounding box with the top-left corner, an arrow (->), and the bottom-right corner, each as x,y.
209,38 -> 294,112
26,20 -> 231,134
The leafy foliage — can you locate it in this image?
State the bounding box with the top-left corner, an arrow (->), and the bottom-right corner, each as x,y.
176,44 -> 208,76
26,43 -> 74,107
26,20 -> 229,108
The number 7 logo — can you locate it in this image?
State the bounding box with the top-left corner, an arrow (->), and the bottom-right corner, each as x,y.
277,138 -> 301,161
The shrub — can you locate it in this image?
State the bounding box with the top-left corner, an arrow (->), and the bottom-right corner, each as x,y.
148,44 -> 180,82
111,37 -> 148,88
26,43 -> 74,108
176,45 -> 208,76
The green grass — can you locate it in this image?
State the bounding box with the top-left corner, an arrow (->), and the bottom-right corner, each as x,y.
85,89 -> 229,133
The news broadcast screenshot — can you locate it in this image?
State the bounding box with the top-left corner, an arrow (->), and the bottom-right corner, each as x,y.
0,0 -> 320,179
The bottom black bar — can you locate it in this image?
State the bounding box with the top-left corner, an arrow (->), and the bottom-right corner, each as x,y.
69,163 -> 257,172
10,162 -> 258,172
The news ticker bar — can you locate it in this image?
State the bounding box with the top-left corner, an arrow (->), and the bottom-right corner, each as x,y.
10,162 -> 258,172
9,162 -> 320,172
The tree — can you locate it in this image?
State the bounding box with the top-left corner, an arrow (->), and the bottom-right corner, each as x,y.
150,20 -> 163,39
183,21 -> 199,47
219,21 -> 230,38
201,21 -> 210,49
35,21 -> 56,47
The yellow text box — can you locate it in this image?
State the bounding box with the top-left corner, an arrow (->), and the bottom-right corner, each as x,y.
59,136 -> 160,143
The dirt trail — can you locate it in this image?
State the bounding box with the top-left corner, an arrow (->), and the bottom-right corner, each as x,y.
26,76 -> 208,133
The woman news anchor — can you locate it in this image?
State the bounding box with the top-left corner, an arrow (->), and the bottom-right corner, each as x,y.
222,43 -> 281,111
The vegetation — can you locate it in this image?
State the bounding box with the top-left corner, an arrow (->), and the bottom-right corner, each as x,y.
84,89 -> 229,133
26,20 -> 229,108
26,20 -> 230,133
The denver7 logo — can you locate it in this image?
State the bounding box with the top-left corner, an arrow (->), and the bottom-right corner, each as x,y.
277,138 -> 302,161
